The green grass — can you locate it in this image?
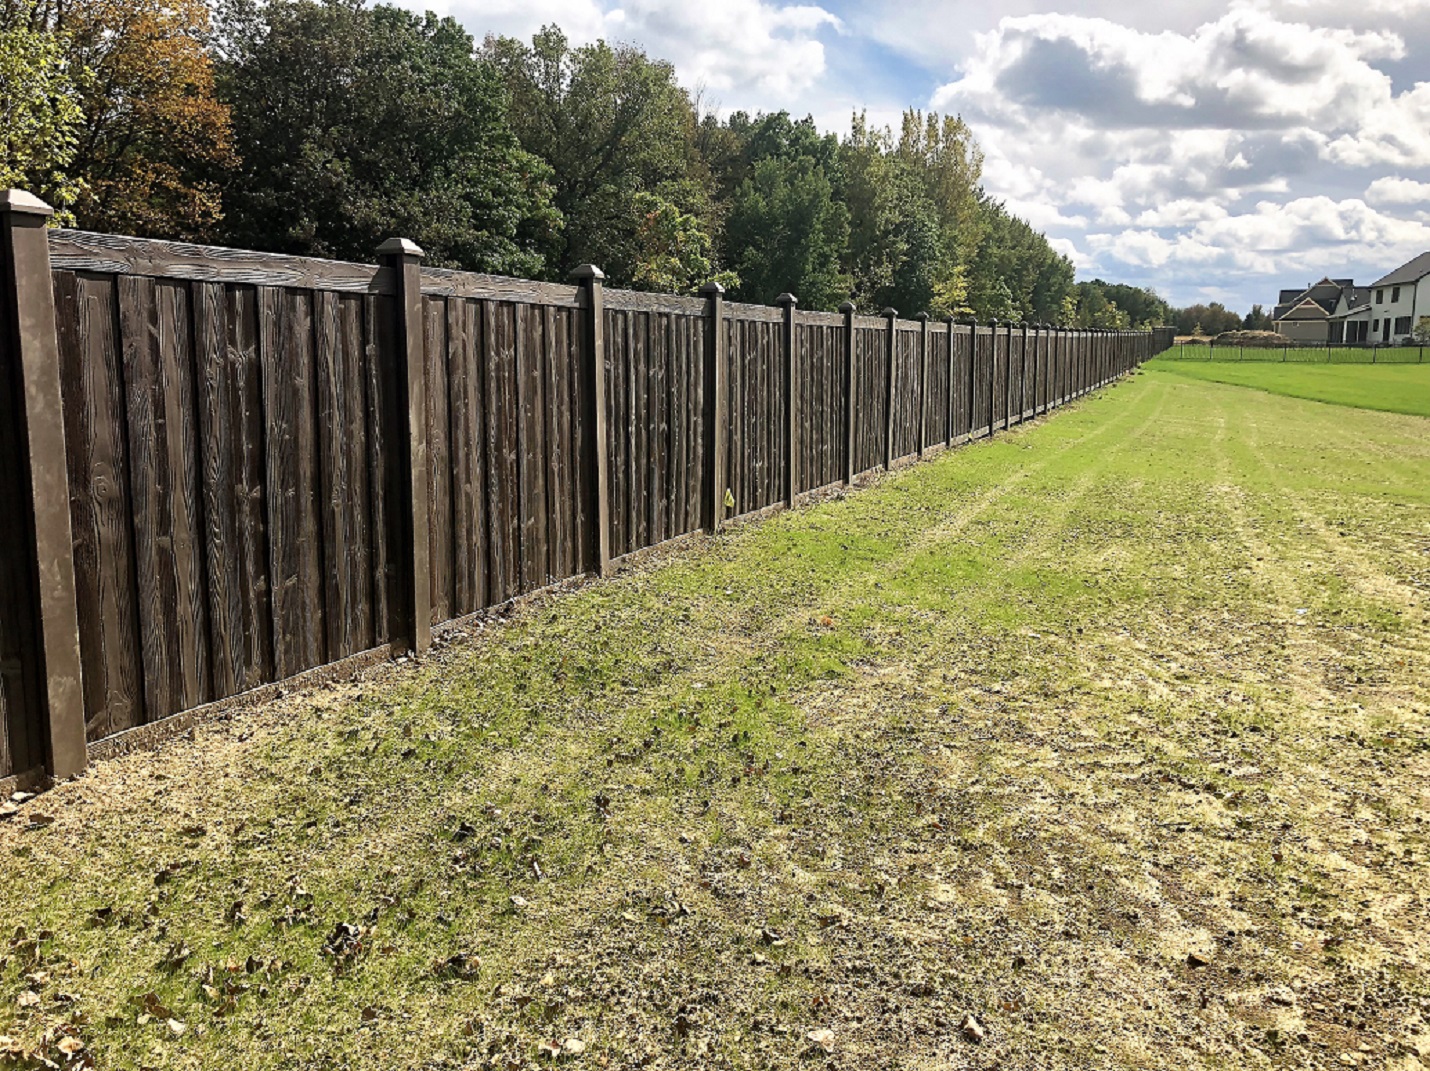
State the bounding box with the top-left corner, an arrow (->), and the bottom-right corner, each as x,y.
1166,342 -> 1427,364
2,368 -> 1427,1070
1150,357 -> 1430,417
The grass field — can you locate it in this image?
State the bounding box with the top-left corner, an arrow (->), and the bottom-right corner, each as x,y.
1166,342 -> 1427,364
1151,358 -> 1430,418
2,368 -> 1428,1071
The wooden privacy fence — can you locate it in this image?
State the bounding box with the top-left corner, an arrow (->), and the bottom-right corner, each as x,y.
0,191 -> 1167,786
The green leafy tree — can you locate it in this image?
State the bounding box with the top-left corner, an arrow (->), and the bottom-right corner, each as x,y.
486,26 -> 716,285
965,197 -> 1073,322
716,112 -> 849,309
1073,280 -> 1167,328
218,0 -> 559,274
1171,302 -> 1242,335
0,3 -> 83,220
52,0 -> 236,238
893,109 -> 984,316
1242,304 -> 1274,331
631,192 -> 735,294
842,114 -> 942,315
1412,316 -> 1430,344
724,156 -> 849,308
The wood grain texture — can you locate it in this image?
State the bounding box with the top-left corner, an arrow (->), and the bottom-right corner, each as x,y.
365,294 -> 395,646
604,289 -> 706,316
261,286 -> 325,679
484,301 -> 521,603
451,297 -> 488,615
421,267 -> 581,308
50,230 -> 392,294
55,271 -> 146,738
423,296 -> 452,623
315,290 -> 375,658
118,275 -> 212,721
517,303 -> 549,591
725,302 -> 784,324
193,281 -> 274,702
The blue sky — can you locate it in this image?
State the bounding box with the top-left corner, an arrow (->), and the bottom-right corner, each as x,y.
399,0 -> 1430,313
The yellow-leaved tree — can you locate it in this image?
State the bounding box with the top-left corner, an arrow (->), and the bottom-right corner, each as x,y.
47,0 -> 236,238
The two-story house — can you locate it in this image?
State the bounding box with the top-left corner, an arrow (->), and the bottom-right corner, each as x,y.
1327,285 -> 1370,343
1272,277 -> 1354,342
1367,252 -> 1430,344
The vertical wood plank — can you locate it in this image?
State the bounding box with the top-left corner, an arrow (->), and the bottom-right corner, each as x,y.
544,304 -> 569,582
425,297 -> 453,624
518,304 -> 548,591
260,286 -> 324,679
194,281 -> 273,700
57,272 -> 145,738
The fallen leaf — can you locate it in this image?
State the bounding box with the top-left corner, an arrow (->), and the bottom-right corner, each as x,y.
806,1028 -> 835,1053
56,1037 -> 83,1056
16,991 -> 39,1008
960,1013 -> 985,1044
167,1018 -> 187,1036
563,1038 -> 587,1054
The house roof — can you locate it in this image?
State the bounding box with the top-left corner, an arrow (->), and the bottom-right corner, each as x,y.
1333,286 -> 1369,315
1273,277 -> 1359,322
1279,298 -> 1330,321
1371,251 -> 1430,288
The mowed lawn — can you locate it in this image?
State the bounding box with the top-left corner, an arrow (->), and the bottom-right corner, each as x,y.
2,368 -> 1428,1071
1152,358 -> 1430,418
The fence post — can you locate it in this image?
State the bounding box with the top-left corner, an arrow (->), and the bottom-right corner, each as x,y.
1020,321 -> 1030,421
776,293 -> 798,508
0,191 -> 87,779
377,237 -> 432,655
882,308 -> 897,469
571,266 -> 612,576
916,312 -> 929,456
966,317 -> 978,437
700,281 -> 726,532
1029,322 -> 1039,415
945,317 -> 956,446
985,319 -> 998,433
840,301 -> 856,485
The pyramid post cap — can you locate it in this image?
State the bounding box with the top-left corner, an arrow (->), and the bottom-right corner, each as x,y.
881,307 -> 898,318
775,292 -> 798,307
838,301 -> 857,313
699,280 -> 725,296
0,190 -> 54,217
570,264 -> 605,282
376,237 -> 424,257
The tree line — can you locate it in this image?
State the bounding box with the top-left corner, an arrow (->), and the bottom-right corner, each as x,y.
4,0 -> 1199,325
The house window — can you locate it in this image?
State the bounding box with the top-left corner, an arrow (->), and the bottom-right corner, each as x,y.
1394,316 -> 1412,335
1372,319 -> 1379,330
1393,286 -> 1401,302
1376,289 -> 1384,303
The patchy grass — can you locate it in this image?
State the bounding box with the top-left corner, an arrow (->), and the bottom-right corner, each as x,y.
2,368 -> 1428,1071
1150,358 -> 1430,418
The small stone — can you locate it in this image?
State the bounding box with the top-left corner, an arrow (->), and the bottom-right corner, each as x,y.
960,1013 -> 985,1043
1187,952 -> 1211,968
